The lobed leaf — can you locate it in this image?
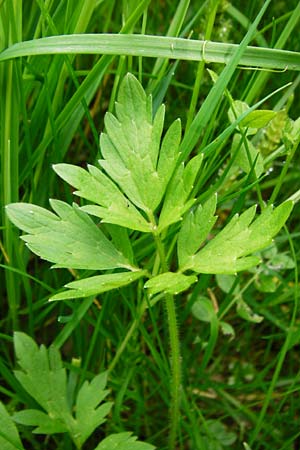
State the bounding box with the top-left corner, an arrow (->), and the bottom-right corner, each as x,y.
11,333 -> 114,447
50,270 -> 147,301
53,163 -> 151,232
100,73 -> 181,213
144,272 -> 197,296
183,201 -> 293,274
73,372 -> 113,447
0,402 -> 25,450
177,194 -> 217,268
13,410 -> 68,434
95,432 -> 155,450
158,153 -> 203,231
13,332 -> 71,422
6,201 -> 131,270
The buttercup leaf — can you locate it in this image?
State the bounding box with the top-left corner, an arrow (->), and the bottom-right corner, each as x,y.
100,73 -> 181,213
11,333 -> 114,447
144,272 -> 197,296
13,332 -> 70,421
6,201 -> 131,270
178,194 -> 217,268
50,270 -> 147,301
53,163 -> 151,232
73,372 -> 113,447
183,201 -> 293,274
13,410 -> 68,434
158,153 -> 203,231
95,432 -> 155,450
0,402 -> 25,450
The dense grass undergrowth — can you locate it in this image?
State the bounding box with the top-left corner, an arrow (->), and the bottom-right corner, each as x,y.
1,1 -> 300,449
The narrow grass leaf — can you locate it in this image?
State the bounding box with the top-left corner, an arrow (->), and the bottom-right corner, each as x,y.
179,0 -> 273,163
1,34 -> 300,71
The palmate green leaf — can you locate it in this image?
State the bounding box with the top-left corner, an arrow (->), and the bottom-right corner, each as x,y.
158,153 -> 203,231
50,270 -> 147,301
144,272 -> 197,296
73,372 -> 113,448
177,194 -> 217,267
53,163 -> 152,232
6,201 -> 131,270
183,201 -> 293,275
13,333 -> 71,424
0,402 -> 25,450
100,73 -> 181,213
95,432 -> 155,450
12,333 -> 114,447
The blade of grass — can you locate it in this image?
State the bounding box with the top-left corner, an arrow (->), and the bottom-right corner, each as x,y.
1,34 -> 300,71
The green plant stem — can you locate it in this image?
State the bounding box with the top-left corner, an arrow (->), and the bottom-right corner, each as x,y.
153,231 -> 182,450
164,292 -> 182,449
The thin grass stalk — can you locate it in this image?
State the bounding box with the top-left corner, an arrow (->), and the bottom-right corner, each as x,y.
1,0 -> 22,330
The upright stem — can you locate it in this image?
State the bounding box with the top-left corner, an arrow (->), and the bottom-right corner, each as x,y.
153,231 -> 182,449
165,292 -> 182,449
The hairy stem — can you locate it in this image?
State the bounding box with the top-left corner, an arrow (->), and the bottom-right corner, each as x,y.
153,231 -> 182,449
